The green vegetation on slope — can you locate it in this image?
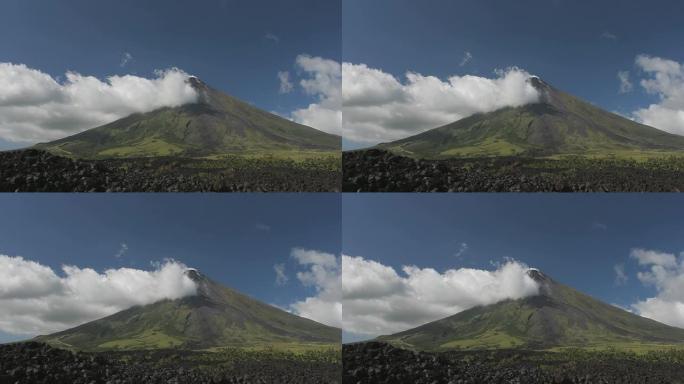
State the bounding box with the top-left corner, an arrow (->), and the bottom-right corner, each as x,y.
35,78 -> 340,159
35,270 -> 340,352
379,78 -> 684,159
378,270 -> 684,352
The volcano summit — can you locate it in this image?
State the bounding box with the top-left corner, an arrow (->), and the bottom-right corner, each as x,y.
35,77 -> 340,159
344,269 -> 684,383
378,269 -> 684,351
1,77 -> 341,192
343,77 -> 684,192
35,269 -> 340,351
377,77 -> 684,159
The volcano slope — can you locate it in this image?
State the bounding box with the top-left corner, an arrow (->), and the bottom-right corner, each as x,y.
343,78 -> 684,192
1,270 -> 341,384
0,77 -> 341,192
343,270 -> 684,384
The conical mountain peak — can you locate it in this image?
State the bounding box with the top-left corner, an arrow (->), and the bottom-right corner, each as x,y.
378,270 -> 684,351
34,77 -> 340,159
186,76 -> 210,102
186,76 -> 206,89
184,268 -> 203,281
379,76 -> 684,158
526,76 -> 557,106
527,76 -> 549,91
35,271 -> 339,351
184,270 -> 231,304
526,268 -> 551,285
526,268 -> 557,298
183,268 -> 214,298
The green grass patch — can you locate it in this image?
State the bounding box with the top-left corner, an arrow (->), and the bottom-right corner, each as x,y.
97,137 -> 184,158
548,342 -> 684,354
438,137 -> 526,158
439,330 -> 525,350
204,342 -> 340,354
96,329 -> 184,350
546,150 -> 684,162
202,150 -> 340,162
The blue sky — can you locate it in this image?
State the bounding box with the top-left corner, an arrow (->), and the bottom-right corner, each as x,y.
0,0 -> 340,149
344,0 -> 683,113
342,0 -> 684,148
343,194 -> 684,316
0,194 -> 340,342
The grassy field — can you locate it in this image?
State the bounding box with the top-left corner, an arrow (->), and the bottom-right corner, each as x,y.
108,343 -> 342,370
385,336 -> 684,354
548,342 -> 684,354
96,329 -> 185,350
438,329 -> 526,350
384,142 -> 684,161
46,333 -> 339,356
232,341 -> 340,354
96,137 -> 184,157
546,150 -> 684,161
202,149 -> 340,163
438,136 -> 526,157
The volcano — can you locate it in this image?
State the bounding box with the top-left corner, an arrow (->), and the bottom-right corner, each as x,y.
377,77 -> 684,159
34,270 -> 340,351
34,77 -> 340,159
377,269 -> 684,351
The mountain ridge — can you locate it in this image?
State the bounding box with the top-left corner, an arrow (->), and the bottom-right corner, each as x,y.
34,269 -> 340,351
377,77 -> 684,159
377,269 -> 684,351
34,77 -> 340,159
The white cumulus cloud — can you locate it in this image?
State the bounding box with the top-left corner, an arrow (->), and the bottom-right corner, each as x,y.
289,55 -> 342,136
342,63 -> 541,144
0,255 -> 197,336
630,248 -> 678,269
288,248 -> 341,328
342,256 -> 540,337
0,63 -> 199,143
629,248 -> 684,328
632,55 -> 684,135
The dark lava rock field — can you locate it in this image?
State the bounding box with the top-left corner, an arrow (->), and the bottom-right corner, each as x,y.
0,149 -> 340,192
343,342 -> 684,384
343,149 -> 684,192
0,342 -> 341,384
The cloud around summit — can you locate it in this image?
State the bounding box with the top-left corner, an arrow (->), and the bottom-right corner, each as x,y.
342,256 -> 539,337
0,63 -> 198,144
341,64 -> 540,145
0,255 -> 197,336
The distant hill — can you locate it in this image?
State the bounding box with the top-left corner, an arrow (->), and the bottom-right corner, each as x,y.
35,77 -> 340,159
378,269 -> 684,351
35,270 -> 340,351
378,77 -> 684,159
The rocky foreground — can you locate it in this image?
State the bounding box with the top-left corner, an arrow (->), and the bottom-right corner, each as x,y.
0,342 -> 341,384
0,149 -> 340,192
343,342 -> 684,384
343,149 -> 684,192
